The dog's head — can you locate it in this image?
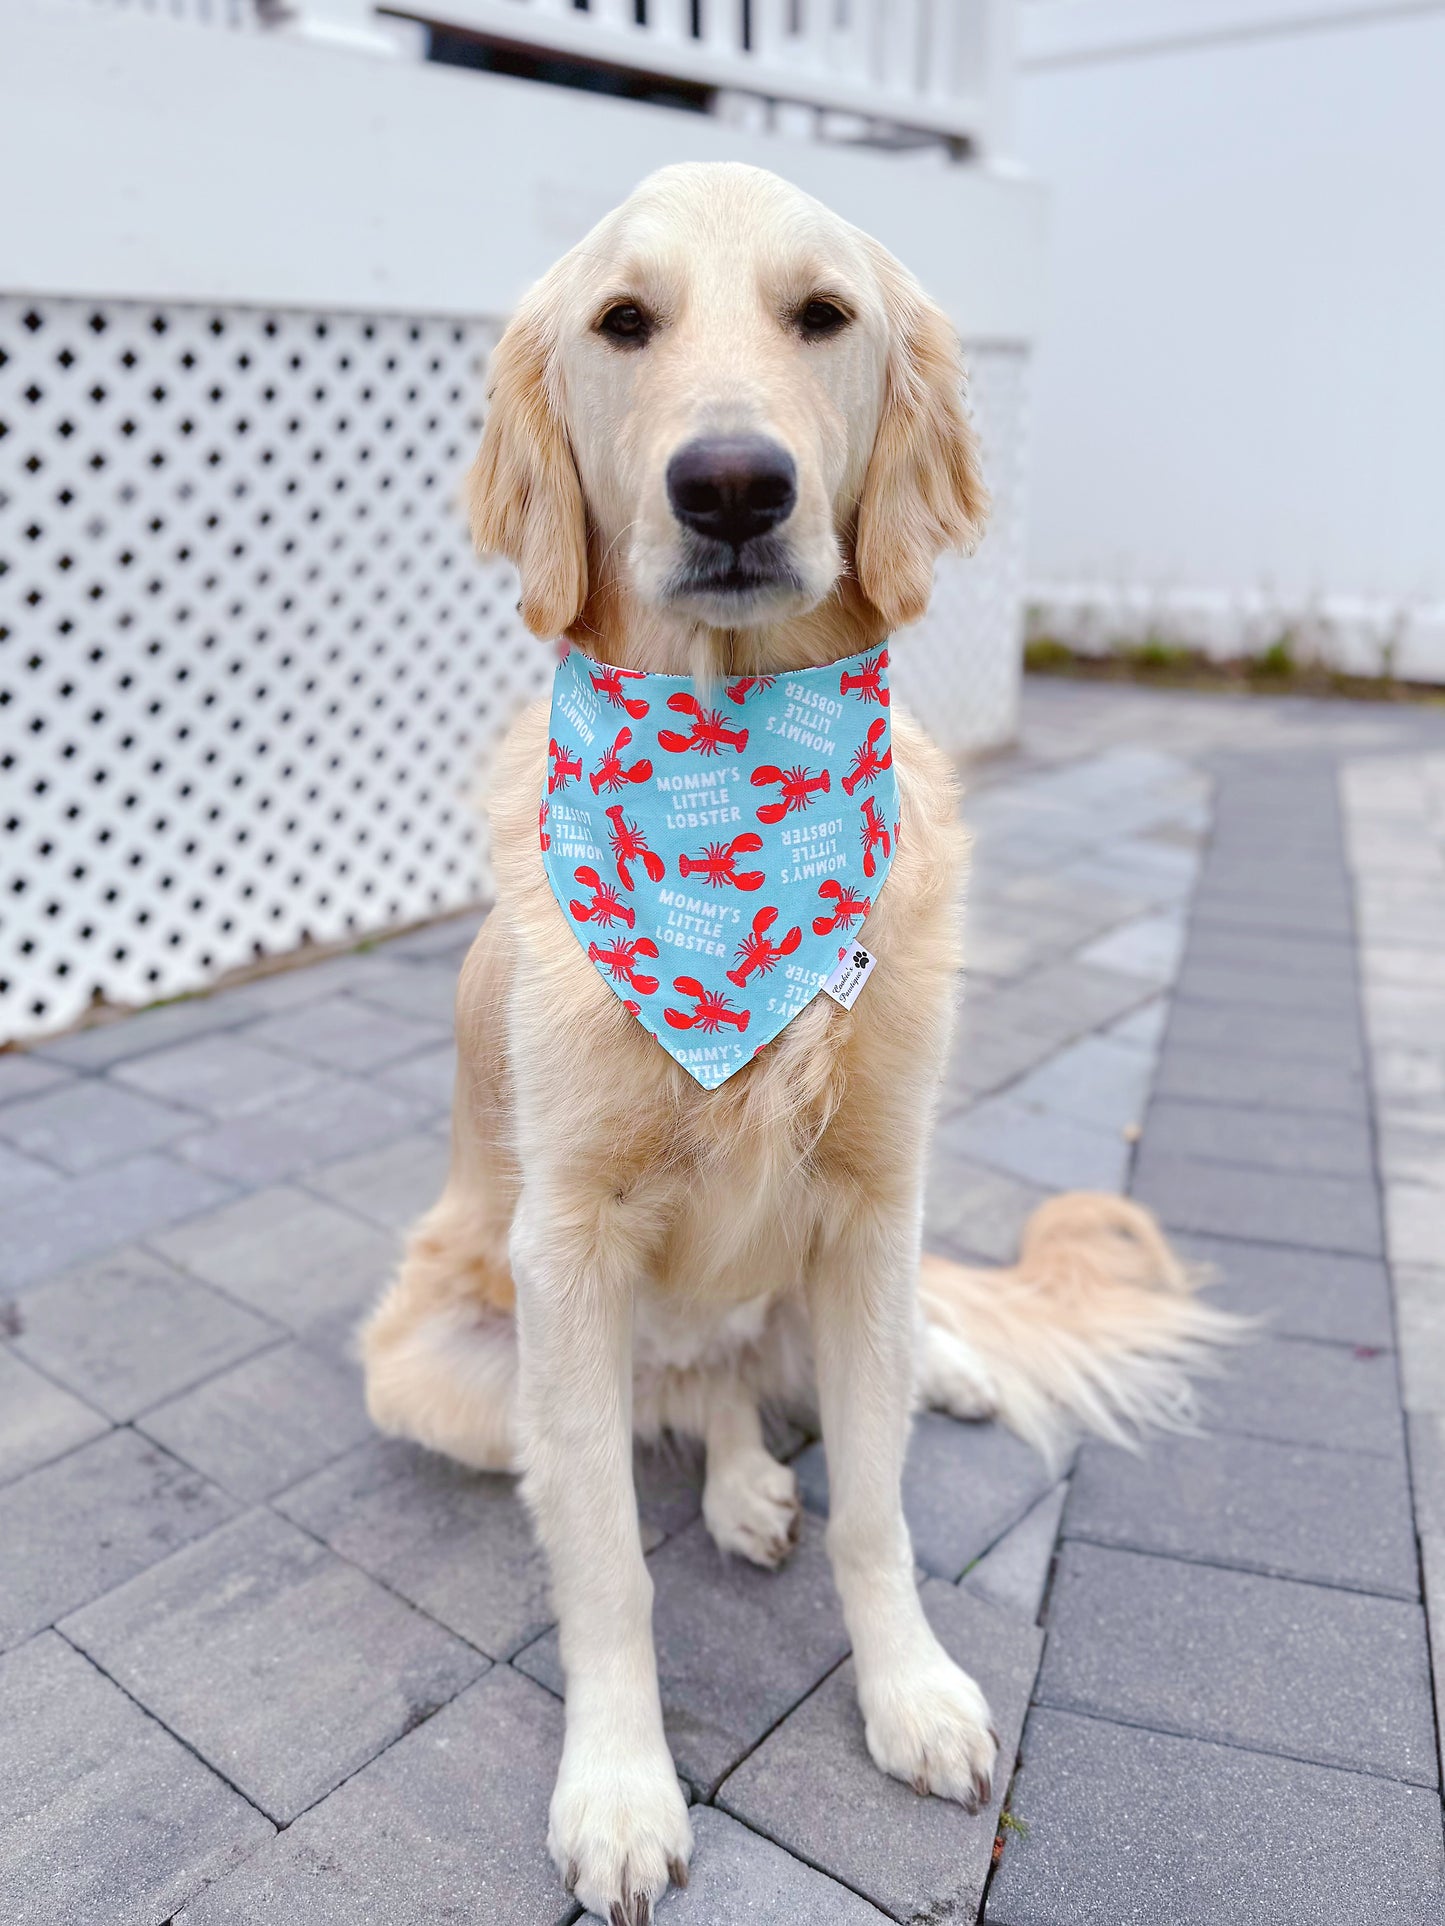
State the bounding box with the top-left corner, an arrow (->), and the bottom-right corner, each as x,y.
468,162 -> 987,647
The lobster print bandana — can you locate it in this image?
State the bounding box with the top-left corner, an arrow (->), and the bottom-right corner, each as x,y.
540,645 -> 900,1087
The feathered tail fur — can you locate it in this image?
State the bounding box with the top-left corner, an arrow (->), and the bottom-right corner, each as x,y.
919,1192 -> 1246,1464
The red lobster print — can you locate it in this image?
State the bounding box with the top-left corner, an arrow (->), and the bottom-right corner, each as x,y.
590,664 -> 650,720
751,763 -> 831,825
726,907 -> 803,988
840,650 -> 890,706
589,727 -> 653,796
726,674 -> 777,705
604,804 -> 665,891
538,799 -> 551,852
569,865 -> 635,929
548,738 -> 582,794
813,879 -> 871,936
841,717 -> 893,796
860,796 -> 892,878
588,936 -> 660,996
677,833 -> 766,891
656,693 -> 749,756
664,978 -> 751,1033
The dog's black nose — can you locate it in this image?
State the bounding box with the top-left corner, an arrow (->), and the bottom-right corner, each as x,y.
666,437 -> 797,548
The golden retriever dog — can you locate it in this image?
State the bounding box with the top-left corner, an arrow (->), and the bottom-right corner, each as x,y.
360,162 -> 1230,1922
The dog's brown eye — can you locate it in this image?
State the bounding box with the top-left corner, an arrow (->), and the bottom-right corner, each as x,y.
598,303 -> 651,346
797,299 -> 849,340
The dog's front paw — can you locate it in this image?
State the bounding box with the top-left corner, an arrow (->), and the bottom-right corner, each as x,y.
703,1448 -> 801,1569
548,1736 -> 692,1923
861,1654 -> 999,1813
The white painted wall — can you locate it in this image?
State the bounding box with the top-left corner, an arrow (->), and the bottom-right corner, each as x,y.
1014,0 -> 1445,672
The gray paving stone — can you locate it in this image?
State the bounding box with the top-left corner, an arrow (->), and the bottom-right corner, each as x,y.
245,996 -> 451,1074
1188,889 -> 1355,939
111,1031 -> 327,1119
11,1246 -> 278,1421
1372,1041 -> 1445,1107
1194,856 -> 1351,900
138,1339 -> 374,1503
0,1052 -> 72,1105
947,1012 -> 1063,1099
939,1096 -> 1130,1193
719,1580 -> 1042,1923
149,1184 -> 399,1335
1176,1233 -> 1394,1346
517,1512 -> 849,1796
1164,999 -> 1364,1069
175,1074 -> 432,1187
964,1480 -> 1068,1622
989,960 -> 1153,1047
0,1428 -> 237,1649
0,1346 -> 107,1484
1006,1033 -> 1155,1132
1142,1094 -> 1374,1179
350,963 -> 461,1027
1105,995 -> 1167,1049
0,1139 -> 63,1211
1377,1110 -> 1445,1189
33,995 -> 252,1069
1038,1541 -> 1437,1786
377,913 -> 484,962
277,1436 -> 552,1660
62,1507 -> 486,1824
1199,1332 -> 1403,1459
796,1413 -> 1063,1582
1132,1148 -> 1383,1257
175,1667 -> 567,1926
1064,1431 -> 1418,1599
305,1131 -> 449,1234
376,1043 -> 458,1112
1182,922 -> 1358,980
1175,958 -> 1361,1016
1077,911 -> 1184,983
1423,1532 -> 1445,1792
0,1077 -> 199,1173
0,1153 -> 235,1291
658,1807 -> 889,1923
1412,1410 -> 1445,1538
0,1633 -> 273,1926
1387,1186 -> 1445,1269
1395,1267 -> 1445,1412
1152,1043 -> 1369,1116
634,1437 -> 707,1547
986,1708 -> 1445,1926
924,1154 -> 1047,1265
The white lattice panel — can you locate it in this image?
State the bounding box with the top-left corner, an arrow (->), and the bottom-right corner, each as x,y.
1,295 -> 548,1041
890,343 -> 1030,758
1,296 -> 1027,1044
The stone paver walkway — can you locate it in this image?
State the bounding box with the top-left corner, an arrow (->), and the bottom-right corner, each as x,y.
2,680 -> 1443,1924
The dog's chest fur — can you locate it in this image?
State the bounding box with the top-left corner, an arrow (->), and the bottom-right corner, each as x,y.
487,694 -> 967,1308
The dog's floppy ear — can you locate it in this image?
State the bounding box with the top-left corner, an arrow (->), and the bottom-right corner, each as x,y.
854,243 -> 989,631
466,296 -> 588,639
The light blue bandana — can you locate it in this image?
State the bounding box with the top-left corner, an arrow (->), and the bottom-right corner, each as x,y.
540,644 -> 899,1087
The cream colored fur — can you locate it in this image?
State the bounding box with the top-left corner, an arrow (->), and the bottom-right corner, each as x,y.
359,162 -> 1235,1924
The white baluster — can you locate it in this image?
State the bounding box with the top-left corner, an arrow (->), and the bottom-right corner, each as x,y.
700,0 -> 746,60
647,0 -> 693,45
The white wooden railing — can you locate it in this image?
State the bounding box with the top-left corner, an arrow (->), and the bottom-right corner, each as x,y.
68,0 -> 1011,151
249,0 -> 1009,152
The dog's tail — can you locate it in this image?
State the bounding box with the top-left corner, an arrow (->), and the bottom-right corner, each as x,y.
918,1192 -> 1246,1464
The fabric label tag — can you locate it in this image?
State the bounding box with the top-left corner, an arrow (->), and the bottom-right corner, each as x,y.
822,942 -> 877,1011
